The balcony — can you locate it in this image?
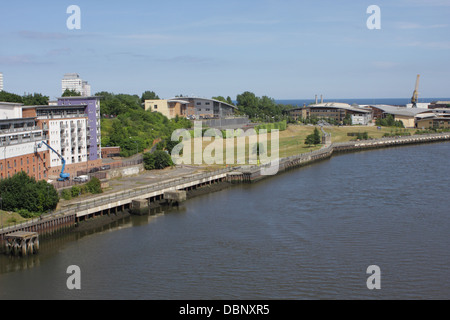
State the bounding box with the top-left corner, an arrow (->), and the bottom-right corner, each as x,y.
0,134 -> 48,147
0,126 -> 41,135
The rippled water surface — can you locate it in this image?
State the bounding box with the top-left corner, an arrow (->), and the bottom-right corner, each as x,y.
0,142 -> 449,299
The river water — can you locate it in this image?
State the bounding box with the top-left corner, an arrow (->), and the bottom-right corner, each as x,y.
0,142 -> 449,300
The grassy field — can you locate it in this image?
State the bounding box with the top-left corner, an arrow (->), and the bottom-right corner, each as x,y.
173,124 -> 418,169
0,210 -> 29,229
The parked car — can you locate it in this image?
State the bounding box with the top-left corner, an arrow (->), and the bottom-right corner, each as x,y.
89,167 -> 100,173
73,175 -> 89,182
100,165 -> 111,170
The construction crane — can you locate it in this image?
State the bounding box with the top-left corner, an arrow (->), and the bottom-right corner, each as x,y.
36,141 -> 70,181
411,74 -> 420,108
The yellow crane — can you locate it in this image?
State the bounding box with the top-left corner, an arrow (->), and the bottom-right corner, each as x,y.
411,74 -> 420,108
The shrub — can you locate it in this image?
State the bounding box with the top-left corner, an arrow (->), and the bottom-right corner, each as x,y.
71,186 -> 81,198
0,171 -> 59,216
86,177 -> 103,194
61,189 -> 72,200
144,150 -> 173,170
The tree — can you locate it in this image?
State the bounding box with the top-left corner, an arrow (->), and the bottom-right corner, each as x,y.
343,114 -> 352,126
305,135 -> 315,147
165,139 -> 182,155
62,89 -> 81,97
22,93 -> 49,105
235,91 -> 291,121
313,127 -> 321,144
0,171 -> 58,216
86,177 -> 103,194
0,91 -> 49,105
143,150 -> 173,170
252,142 -> 265,157
305,128 -> 321,146
212,96 -> 227,103
141,91 -> 160,102
0,91 -> 22,103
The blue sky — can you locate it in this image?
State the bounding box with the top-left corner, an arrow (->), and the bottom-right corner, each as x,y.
0,0 -> 449,100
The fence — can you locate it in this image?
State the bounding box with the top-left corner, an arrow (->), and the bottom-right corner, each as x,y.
0,166 -> 235,234
52,172 -> 108,190
2,132 -> 449,235
76,159 -> 143,177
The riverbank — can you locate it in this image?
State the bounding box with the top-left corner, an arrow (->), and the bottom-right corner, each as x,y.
67,132 -> 450,234
70,180 -> 233,234
1,132 -> 449,248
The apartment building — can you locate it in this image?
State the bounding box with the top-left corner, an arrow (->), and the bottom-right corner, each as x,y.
57,96 -> 102,162
62,73 -> 91,96
23,103 -> 102,180
0,117 -> 47,180
0,95 -> 102,181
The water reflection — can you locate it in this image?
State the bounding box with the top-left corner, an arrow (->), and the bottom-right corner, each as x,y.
0,204 -> 185,275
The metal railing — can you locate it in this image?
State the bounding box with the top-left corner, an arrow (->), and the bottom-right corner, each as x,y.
2,132 -> 449,234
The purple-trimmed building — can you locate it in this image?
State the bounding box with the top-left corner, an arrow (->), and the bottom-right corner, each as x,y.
57,96 -> 101,161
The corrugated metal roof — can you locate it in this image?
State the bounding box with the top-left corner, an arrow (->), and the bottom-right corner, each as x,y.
370,105 -> 429,117
309,102 -> 371,113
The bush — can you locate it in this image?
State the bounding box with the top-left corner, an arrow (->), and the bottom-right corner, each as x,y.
71,186 -> 81,197
16,208 -> 38,219
86,177 -> 103,194
255,120 -> 287,133
0,171 -> 59,216
356,132 -> 369,140
144,150 -> 173,170
61,189 -> 72,200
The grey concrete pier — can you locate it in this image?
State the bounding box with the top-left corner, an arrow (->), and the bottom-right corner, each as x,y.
4,231 -> 39,256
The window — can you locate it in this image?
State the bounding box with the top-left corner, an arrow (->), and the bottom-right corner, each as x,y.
196,102 -> 201,106
205,102 -> 210,105
154,105 -> 158,110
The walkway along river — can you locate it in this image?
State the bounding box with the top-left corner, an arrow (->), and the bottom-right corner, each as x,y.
0,137 -> 449,299
1,132 -> 449,249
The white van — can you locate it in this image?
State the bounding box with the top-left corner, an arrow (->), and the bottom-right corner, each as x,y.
74,175 -> 89,182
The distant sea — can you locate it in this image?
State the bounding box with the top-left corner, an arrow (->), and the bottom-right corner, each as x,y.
275,98 -> 450,107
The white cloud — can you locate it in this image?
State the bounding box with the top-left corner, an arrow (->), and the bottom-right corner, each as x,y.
396,22 -> 448,30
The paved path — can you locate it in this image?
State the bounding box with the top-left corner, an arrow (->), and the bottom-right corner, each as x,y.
59,165 -> 207,208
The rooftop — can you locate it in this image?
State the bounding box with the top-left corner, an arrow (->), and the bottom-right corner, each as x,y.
432,101 -> 450,104
57,96 -> 101,100
166,97 -> 238,110
0,101 -> 24,106
369,105 -> 430,117
309,102 -> 372,113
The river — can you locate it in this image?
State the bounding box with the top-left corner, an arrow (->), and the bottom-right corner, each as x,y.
0,142 -> 449,300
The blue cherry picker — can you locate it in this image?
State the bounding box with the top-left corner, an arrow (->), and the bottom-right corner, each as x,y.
36,141 -> 70,181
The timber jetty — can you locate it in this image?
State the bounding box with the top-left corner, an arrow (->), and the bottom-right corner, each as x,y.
1,132 -> 449,254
